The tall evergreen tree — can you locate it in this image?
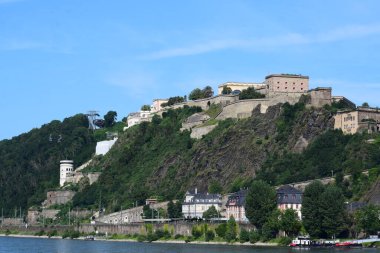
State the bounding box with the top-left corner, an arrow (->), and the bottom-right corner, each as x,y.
302,181 -> 325,238
245,180 -> 277,229
320,185 -> 348,238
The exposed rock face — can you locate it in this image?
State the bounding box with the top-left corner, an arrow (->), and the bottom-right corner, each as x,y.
154,104 -> 335,193
190,125 -> 218,139
181,113 -> 210,130
362,178 -> 380,205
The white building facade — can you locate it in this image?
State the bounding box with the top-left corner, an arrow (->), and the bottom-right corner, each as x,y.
182,188 -> 222,219
59,160 -> 74,187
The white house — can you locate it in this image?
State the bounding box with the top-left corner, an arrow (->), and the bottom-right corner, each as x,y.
182,188 -> 222,219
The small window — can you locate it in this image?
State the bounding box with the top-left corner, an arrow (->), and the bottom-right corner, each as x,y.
301,83 -> 303,85
285,82 -> 288,84
285,87 -> 288,89
277,81 -> 280,84
301,88 -> 303,90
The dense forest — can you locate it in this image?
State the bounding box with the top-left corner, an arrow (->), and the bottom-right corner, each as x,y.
0,114 -> 95,215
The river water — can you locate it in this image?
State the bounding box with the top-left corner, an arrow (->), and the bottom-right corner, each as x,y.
0,236 -> 378,253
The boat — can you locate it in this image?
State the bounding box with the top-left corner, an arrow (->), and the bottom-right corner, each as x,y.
335,241 -> 362,248
289,236 -> 312,247
84,235 -> 95,241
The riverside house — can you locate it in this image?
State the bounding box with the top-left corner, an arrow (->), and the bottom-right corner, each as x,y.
182,188 -> 222,219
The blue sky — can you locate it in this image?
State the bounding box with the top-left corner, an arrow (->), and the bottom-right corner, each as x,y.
1,0 -> 380,140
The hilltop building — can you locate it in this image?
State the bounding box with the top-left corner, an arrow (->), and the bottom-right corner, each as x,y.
265,74 -> 309,94
126,110 -> 152,129
217,82 -> 266,95
276,185 -> 303,219
151,99 -> 169,112
334,106 -> 380,134
182,188 -> 222,219
225,189 -> 249,223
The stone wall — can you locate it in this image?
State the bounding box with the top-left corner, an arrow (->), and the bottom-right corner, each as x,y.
190,125 -> 218,139
96,202 -> 170,224
79,222 -> 254,236
308,87 -> 332,108
43,191 -> 76,207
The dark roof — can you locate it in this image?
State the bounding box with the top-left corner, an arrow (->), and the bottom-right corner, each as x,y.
226,189 -> 247,207
276,185 -> 302,195
276,185 -> 302,205
185,189 -> 221,203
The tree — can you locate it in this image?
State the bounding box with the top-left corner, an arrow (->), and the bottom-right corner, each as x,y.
225,216 -> 238,242
362,102 -> 370,107
279,209 -> 302,237
222,86 -> 232,95
301,181 -> 325,238
141,105 -> 151,111
245,180 -> 277,230
104,111 -> 117,128
202,205 -> 219,219
202,86 -> 214,98
320,185 -> 348,238
215,223 -> 227,238
167,200 -> 182,218
239,87 -> 265,100
355,204 -> 380,236
189,88 -> 203,100
261,209 -> 281,241
208,180 -> 222,194
189,86 -> 214,100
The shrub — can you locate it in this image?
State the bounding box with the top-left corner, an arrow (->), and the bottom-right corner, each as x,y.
174,234 -> 183,239
278,237 -> 292,246
249,230 -> 260,244
35,230 -> 45,236
191,225 -> 203,239
239,229 -> 250,243
47,230 -> 58,238
215,223 -> 227,238
137,234 -> 146,242
205,230 -> 215,242
185,236 -> 193,243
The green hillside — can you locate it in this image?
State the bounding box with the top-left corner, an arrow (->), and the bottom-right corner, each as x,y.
73,102 -> 380,212
0,114 -> 95,215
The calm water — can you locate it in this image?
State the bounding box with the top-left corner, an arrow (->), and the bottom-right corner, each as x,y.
0,236 -> 379,253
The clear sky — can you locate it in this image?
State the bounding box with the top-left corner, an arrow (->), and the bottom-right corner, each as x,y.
1,0 -> 380,140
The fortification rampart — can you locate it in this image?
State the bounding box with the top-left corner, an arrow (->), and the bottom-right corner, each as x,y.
79,222 -> 254,236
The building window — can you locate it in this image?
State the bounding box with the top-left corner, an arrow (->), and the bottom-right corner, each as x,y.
301,88 -> 303,90
285,87 -> 288,89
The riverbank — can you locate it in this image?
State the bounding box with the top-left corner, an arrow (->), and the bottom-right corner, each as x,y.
0,233 -> 279,247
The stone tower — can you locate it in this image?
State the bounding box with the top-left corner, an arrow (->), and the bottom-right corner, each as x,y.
60,160 -> 74,187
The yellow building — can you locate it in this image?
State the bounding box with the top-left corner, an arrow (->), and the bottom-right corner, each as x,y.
334,107 -> 380,134
265,74 -> 309,93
